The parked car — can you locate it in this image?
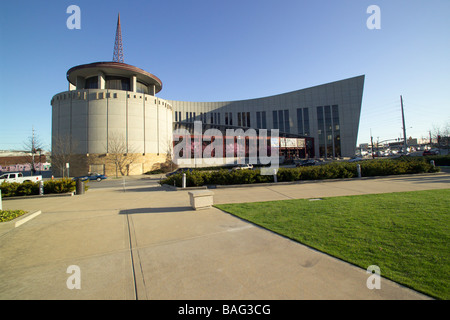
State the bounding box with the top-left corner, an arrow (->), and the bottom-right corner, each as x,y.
165,168 -> 193,177
296,159 -> 316,167
0,172 -> 42,184
232,164 -> 254,170
73,172 -> 107,182
423,149 -> 439,156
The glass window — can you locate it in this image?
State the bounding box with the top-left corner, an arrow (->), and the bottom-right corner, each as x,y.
297,108 -> 303,135
105,76 -> 130,91
261,111 -> 267,129
272,111 -> 278,129
303,108 -> 310,136
85,77 -> 98,89
136,81 -> 149,94
284,110 -> 290,133
317,106 -> 325,158
256,112 -> 261,129
278,110 -> 284,133
332,105 -> 341,157
246,112 -> 250,127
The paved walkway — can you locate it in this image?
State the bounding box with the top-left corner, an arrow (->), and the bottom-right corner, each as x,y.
0,172 -> 448,300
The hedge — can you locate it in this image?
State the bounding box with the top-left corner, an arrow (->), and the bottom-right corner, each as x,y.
0,178 -> 87,198
160,157 -> 440,188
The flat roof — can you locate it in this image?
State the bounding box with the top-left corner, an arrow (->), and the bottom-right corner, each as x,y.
66,61 -> 162,93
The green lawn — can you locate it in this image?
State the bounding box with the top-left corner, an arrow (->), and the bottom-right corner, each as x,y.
215,189 -> 450,299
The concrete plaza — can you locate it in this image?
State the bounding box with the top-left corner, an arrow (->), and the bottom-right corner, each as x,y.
1,172 -> 449,300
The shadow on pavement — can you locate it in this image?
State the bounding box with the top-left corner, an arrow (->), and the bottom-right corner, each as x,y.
119,206 -> 192,215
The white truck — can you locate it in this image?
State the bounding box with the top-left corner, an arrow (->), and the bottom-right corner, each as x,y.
0,172 -> 43,184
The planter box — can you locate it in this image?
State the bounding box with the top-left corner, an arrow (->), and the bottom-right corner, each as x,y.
188,190 -> 214,210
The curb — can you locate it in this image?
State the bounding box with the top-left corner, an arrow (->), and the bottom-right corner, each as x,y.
0,210 -> 42,236
2,192 -> 75,201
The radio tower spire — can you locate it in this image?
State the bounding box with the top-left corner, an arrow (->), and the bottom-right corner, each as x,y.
113,13 -> 124,63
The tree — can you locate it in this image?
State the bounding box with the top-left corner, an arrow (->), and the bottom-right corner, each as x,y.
51,134 -> 79,177
23,127 -> 44,176
429,122 -> 450,147
103,132 -> 139,178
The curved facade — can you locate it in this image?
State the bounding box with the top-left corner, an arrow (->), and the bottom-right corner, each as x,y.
168,75 -> 365,160
51,60 -> 364,176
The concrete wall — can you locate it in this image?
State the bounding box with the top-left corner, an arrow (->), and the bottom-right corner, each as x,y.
51,89 -> 173,176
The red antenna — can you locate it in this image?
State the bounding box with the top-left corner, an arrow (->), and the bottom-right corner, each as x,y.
113,13 -> 124,63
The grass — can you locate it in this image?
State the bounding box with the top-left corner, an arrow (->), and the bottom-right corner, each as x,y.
215,189 -> 450,300
0,210 -> 28,223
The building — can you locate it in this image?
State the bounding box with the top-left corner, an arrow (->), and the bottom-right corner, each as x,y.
50,16 -> 365,177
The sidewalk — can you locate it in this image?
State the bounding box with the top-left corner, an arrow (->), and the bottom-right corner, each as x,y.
0,173 -> 448,300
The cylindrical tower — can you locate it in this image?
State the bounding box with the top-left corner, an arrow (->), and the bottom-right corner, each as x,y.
51,62 -> 173,177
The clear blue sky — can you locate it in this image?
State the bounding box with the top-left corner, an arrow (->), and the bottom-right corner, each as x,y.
1,0 -> 449,151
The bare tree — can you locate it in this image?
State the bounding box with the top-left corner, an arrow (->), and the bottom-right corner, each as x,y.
51,134 -> 79,177
106,132 -> 139,178
23,127 -> 44,176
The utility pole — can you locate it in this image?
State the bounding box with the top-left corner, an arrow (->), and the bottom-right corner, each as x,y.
401,95 -> 407,153
370,129 -> 374,159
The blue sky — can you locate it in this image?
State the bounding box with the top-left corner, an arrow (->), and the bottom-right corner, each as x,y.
1,0 -> 449,151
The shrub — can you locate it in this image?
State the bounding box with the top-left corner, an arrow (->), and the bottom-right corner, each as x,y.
159,158 -> 439,187
0,178 -> 78,198
44,178 -> 76,194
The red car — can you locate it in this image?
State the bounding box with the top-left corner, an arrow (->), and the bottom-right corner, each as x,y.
423,149 -> 439,156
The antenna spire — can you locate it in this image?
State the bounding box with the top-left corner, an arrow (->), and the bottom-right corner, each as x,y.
113,13 -> 124,63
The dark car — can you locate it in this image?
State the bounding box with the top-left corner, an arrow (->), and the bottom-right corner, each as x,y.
165,168 -> 193,177
296,159 -> 316,167
73,172 -> 107,182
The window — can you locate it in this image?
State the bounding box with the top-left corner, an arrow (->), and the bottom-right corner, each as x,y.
272,111 -> 278,129
297,108 -> 303,134
317,106 -> 325,158
303,108 -> 310,135
175,111 -> 178,122
225,112 -> 229,125
136,81 -> 149,94
332,105 -> 341,157
246,112 -> 251,127
229,112 -> 233,125
106,76 -> 130,91
256,112 -> 262,129
261,111 -> 266,129
284,110 -> 290,133
85,77 -> 98,89
238,113 -> 242,127
278,110 -> 284,133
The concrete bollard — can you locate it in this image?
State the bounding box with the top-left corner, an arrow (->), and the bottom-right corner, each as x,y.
182,173 -> 186,189
430,160 -> 435,167
39,181 -> 44,195
273,169 -> 278,183
357,164 -> 362,178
